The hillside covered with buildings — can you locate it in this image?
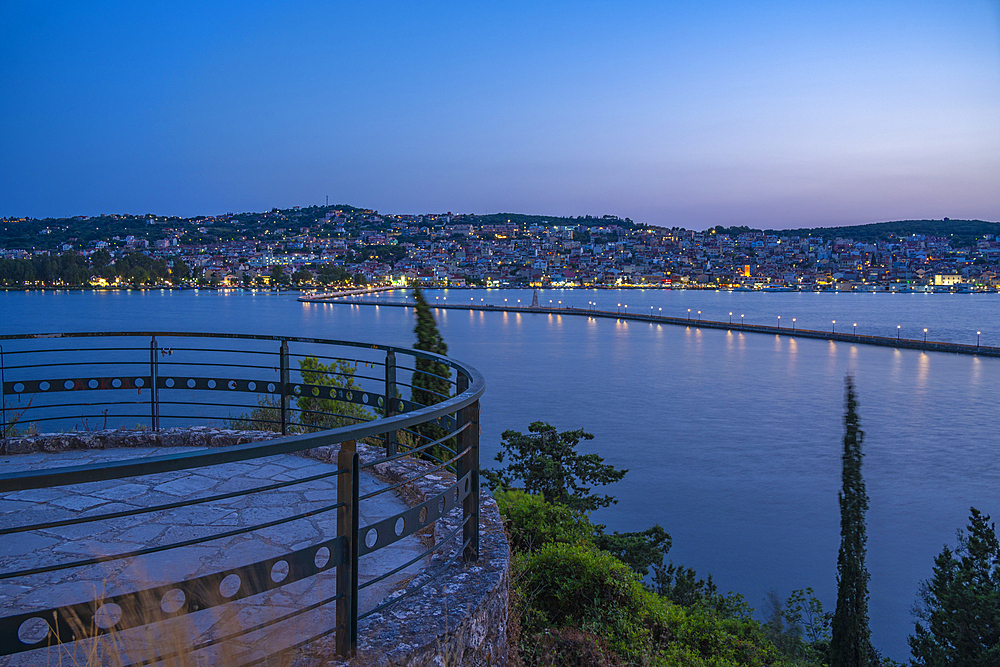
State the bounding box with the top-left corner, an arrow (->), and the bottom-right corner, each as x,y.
2,206 -> 1000,291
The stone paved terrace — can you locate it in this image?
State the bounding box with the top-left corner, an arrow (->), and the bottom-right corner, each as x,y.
0,440 -> 423,664
0,429 -> 511,666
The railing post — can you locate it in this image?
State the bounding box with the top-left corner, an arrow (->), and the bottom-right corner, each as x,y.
336,440 -> 359,658
149,336 -> 159,431
456,372 -> 479,563
384,350 -> 397,456
1,344 -> 6,436
279,340 -> 289,435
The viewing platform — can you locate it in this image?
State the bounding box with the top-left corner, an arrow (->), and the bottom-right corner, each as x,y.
0,333 -> 507,666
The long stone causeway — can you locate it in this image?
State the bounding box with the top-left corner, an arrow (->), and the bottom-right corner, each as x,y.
301,296 -> 1000,358
0,428 -> 510,666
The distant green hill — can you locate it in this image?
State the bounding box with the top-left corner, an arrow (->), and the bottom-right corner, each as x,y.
713,219 -> 1000,247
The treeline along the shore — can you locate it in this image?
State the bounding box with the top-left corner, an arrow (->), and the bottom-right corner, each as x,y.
0,250 -> 172,286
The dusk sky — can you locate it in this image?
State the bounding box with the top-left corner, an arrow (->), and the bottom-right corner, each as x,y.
2,1 -> 998,229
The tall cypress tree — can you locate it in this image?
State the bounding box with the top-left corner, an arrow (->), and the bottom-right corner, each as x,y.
410,287 -> 451,448
830,376 -> 872,667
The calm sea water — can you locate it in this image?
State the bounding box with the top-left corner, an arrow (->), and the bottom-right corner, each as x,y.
3,288 -> 999,660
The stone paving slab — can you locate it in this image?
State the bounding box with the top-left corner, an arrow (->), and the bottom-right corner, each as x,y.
0,441 -> 429,666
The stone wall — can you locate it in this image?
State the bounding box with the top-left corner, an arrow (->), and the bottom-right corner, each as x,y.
0,428 -> 511,666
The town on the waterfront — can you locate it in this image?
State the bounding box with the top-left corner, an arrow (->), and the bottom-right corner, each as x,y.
3,206 -> 1000,292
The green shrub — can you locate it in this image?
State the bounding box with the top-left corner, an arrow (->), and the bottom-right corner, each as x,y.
496,489 -> 595,552
521,542 -> 654,660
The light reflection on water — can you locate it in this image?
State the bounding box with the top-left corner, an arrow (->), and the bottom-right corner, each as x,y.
2,289 -> 998,660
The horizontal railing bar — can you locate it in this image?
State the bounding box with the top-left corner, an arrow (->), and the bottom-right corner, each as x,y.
287,351 -> 385,366
2,360 -> 147,372
235,621 -> 343,667
358,517 -> 468,592
2,411 -> 151,426
358,533 -> 472,621
0,346 -> 149,356
0,466 -> 349,535
358,443 -> 470,502
157,346 -> 279,356
360,427 -> 467,471
157,361 -> 278,371
0,500 -> 346,581
121,584 -> 344,667
0,332 -> 486,376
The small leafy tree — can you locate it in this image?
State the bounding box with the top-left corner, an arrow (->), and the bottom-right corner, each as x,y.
594,525 -> 672,578
227,356 -> 372,432
909,507 -> 1000,666
485,420 -> 626,512
296,356 -> 373,430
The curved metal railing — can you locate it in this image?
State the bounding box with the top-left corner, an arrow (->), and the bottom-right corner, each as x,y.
0,332 -> 484,664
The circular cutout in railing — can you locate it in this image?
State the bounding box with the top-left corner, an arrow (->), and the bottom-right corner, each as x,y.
293,385 -> 302,395
394,517 -> 405,537
112,379 -> 122,388
378,396 -> 384,407
365,528 -> 378,549
95,602 -> 123,629
219,574 -> 241,598
437,498 -> 445,515
17,617 -> 49,645
398,400 -> 405,412
327,387 -> 336,398
160,589 -> 185,614
418,507 -> 428,525
228,380 -> 237,390
346,391 -> 353,401
39,381 -> 50,391
88,379 -> 98,389
186,379 -> 196,389
12,383 -> 24,393
267,382 -> 275,393
248,381 -> 256,391
454,488 -> 460,504
311,387 -> 319,397
135,378 -> 144,388
64,380 -> 74,390
270,560 -> 289,583
361,393 -> 369,404
314,546 -> 331,569
207,379 -> 217,389
165,378 -> 175,388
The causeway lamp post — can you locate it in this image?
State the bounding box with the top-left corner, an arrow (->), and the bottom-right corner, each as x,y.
741,314 -> 745,327
618,303 -> 621,314
832,320 -> 836,333
897,325 -> 901,340
792,318 -> 796,332
853,323 -> 857,336
777,315 -> 781,329
687,308 -> 691,320
924,328 -> 928,342
977,331 -> 981,348
697,310 -> 701,322
729,311 -> 733,324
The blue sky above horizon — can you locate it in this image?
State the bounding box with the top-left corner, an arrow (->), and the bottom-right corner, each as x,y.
2,1 -> 998,229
